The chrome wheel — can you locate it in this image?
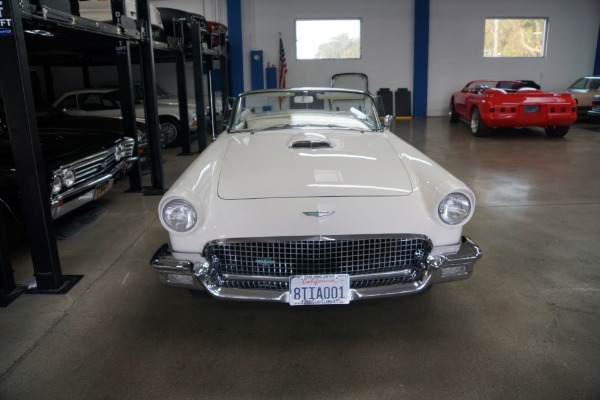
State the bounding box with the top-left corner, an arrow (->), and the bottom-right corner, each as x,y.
470,108 -> 489,137
160,119 -> 180,146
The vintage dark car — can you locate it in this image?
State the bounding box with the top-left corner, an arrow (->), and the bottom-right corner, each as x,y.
0,172 -> 24,250
0,104 -> 138,239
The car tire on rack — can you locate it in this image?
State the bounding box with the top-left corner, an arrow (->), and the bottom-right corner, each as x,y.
470,107 -> 490,137
544,125 -> 569,137
449,98 -> 459,123
160,116 -> 181,147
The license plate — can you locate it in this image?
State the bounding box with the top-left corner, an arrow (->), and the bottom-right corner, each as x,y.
94,180 -> 112,199
524,105 -> 539,113
289,274 -> 350,306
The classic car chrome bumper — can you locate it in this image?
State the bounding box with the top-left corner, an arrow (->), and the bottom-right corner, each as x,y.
150,236 -> 482,303
50,158 -> 134,219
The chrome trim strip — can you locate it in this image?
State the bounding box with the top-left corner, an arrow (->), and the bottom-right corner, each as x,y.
219,268 -> 416,283
204,233 -> 431,248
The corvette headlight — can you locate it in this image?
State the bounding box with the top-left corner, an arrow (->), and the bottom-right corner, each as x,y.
438,193 -> 472,225
162,199 -> 197,232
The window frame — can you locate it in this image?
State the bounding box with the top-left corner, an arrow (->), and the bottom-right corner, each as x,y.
295,18 -> 362,61
483,17 -> 549,58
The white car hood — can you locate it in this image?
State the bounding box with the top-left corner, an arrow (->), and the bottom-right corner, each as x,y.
217,131 -> 413,199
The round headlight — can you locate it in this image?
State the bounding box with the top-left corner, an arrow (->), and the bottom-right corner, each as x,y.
51,175 -> 63,195
63,169 -> 75,188
115,144 -> 123,161
162,199 -> 197,232
438,193 -> 472,225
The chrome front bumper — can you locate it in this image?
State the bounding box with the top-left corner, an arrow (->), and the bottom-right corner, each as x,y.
50,158 -> 133,219
150,236 -> 482,303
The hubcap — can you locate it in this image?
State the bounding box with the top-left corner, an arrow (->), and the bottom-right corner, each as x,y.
470,113 -> 479,133
160,123 -> 178,143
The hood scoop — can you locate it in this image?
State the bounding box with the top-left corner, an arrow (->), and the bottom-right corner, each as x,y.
288,132 -> 334,149
289,140 -> 333,149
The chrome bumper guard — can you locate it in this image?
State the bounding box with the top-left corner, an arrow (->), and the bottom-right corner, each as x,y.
150,236 -> 482,303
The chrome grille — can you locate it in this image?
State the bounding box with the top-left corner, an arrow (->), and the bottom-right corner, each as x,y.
57,138 -> 134,189
71,151 -> 111,185
122,138 -> 135,157
204,236 -> 431,291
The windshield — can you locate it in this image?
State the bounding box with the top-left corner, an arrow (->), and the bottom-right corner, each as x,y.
228,89 -> 382,133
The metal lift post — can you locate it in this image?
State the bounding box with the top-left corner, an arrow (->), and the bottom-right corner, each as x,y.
0,0 -> 67,292
191,18 -> 207,153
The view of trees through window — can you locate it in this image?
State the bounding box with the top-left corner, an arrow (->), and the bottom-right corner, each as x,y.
483,18 -> 548,58
296,19 -> 361,60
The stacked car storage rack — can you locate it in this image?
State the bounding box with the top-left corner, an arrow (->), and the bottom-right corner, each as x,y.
0,0 -> 230,305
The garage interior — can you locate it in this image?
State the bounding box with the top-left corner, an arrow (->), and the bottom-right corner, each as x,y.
1,0 -> 600,399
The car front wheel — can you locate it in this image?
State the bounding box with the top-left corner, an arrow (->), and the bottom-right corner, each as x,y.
545,125 -> 569,137
160,117 -> 181,147
470,107 -> 490,137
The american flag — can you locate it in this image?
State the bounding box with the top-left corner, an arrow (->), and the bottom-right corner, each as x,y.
278,37 -> 287,88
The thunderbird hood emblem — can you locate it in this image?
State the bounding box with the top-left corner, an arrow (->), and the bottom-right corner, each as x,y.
303,210 -> 335,217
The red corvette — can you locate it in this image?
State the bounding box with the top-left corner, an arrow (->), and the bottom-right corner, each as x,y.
449,80 -> 577,137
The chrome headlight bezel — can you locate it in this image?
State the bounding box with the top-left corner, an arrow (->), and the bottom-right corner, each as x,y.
51,175 -> 63,195
161,199 -> 198,233
63,168 -> 75,188
438,192 -> 472,226
114,144 -> 124,161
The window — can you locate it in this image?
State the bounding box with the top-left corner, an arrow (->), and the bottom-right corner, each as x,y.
483,18 -> 548,58
295,19 -> 361,60
56,94 -> 78,109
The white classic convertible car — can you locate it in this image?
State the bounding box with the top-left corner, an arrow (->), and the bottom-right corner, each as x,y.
151,88 -> 482,305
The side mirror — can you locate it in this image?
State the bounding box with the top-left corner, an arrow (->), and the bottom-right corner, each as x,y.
383,115 -> 396,131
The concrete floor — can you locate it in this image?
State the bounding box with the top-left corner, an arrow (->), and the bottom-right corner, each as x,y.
1,118 -> 599,399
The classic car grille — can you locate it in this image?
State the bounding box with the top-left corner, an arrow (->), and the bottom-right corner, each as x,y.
204,236 -> 431,291
69,139 -> 134,186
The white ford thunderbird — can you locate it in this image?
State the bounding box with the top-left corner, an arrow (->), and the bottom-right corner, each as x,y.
151,88 -> 482,305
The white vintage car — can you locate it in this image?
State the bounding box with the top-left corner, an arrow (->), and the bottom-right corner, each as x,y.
150,88 -> 482,305
54,88 -> 197,147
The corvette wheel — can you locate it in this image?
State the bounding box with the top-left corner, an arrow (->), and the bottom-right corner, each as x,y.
545,125 -> 569,137
449,99 -> 458,123
470,107 -> 489,137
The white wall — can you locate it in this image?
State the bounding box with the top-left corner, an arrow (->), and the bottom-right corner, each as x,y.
428,0 -> 600,116
240,0 -> 414,96
49,0 -> 600,117
241,0 -> 599,116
